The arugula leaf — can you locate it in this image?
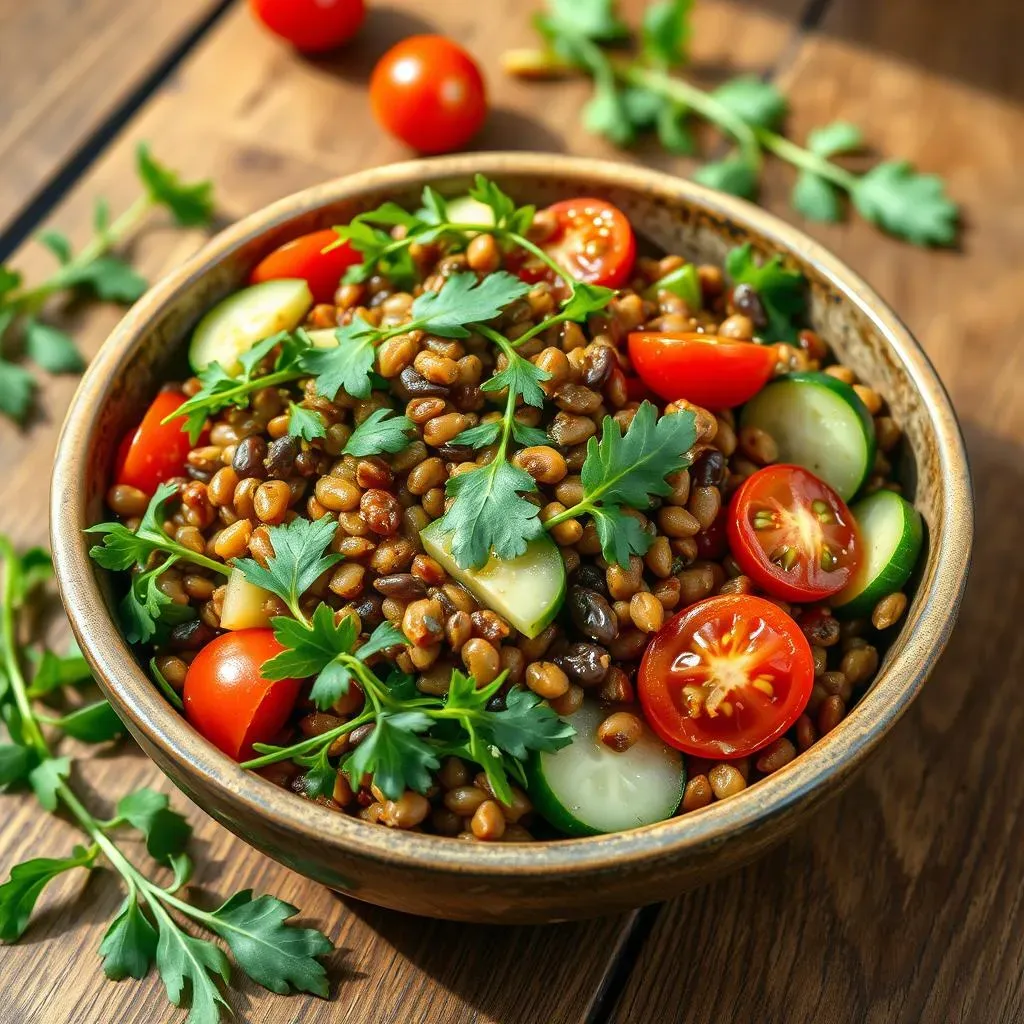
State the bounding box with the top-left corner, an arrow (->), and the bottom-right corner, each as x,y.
99,898 -> 159,981
0,358 -> 34,423
852,160 -> 958,246
482,352 -> 550,408
287,402 -> 326,441
343,407 -> 414,457
136,144 -> 214,227
807,121 -> 864,157
28,756 -> 71,812
0,845 -> 97,941
52,700 -> 125,743
0,743 -> 36,787
410,272 -> 531,338
206,890 -> 332,996
299,315 -> 378,400
58,256 -> 148,303
724,243 -> 806,341
642,0 -> 693,68
792,171 -> 842,223
22,321 -> 85,374
440,459 -> 543,570
115,788 -> 193,863
234,516 -> 341,618
345,711 -> 439,800
711,76 -> 788,130
693,156 -> 759,199
153,909 -> 231,1024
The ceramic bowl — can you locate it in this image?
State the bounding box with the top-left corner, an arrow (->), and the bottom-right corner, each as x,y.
50,153 -> 972,923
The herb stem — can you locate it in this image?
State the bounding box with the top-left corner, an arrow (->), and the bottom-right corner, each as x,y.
754,127 -> 859,192
242,708 -> 374,770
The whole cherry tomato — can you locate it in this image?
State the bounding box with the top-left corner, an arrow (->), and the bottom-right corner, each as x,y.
115,391 -> 193,497
727,464 -> 862,602
539,198 -> 636,289
250,229 -> 360,304
249,0 -> 365,52
627,332 -> 777,409
183,629 -> 300,761
638,594 -> 814,759
370,35 -> 487,153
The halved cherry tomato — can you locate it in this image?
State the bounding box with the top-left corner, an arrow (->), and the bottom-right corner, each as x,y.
115,391 -> 193,497
249,0 -> 365,53
539,198 -> 636,289
183,629 -> 300,761
638,594 -> 814,759
370,36 -> 487,154
250,229 -> 360,304
627,332 -> 777,409
728,465 -> 861,602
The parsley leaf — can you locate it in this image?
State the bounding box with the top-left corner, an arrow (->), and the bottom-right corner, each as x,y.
544,0 -> 630,42
724,243 -> 806,341
558,282 -> 617,323
482,686 -> 576,761
26,644 -> 92,698
0,743 -> 36,788
852,160 -> 959,246
467,175 -> 536,235
297,746 -> 337,800
37,230 -> 72,265
0,845 -> 97,941
153,907 -> 231,1024
119,561 -> 197,644
642,0 -> 693,68
58,256 -> 149,303
299,316 -> 378,400
807,121 -> 864,157
87,483 -> 181,571
99,898 -> 159,981
234,517 -> 341,619
590,505 -> 655,566
693,156 -> 759,199
0,359 -> 34,423
792,171 -> 843,223
483,352 -> 550,408
206,890 -> 332,997
410,272 -> 531,338
23,321 -> 85,374
136,144 -> 215,227
286,402 -> 326,441
451,421 -> 501,449
51,700 -> 125,743
711,76 -> 788,130
28,756 -> 71,812
264,605 -> 358,693
115,788 -> 192,864
345,711 -> 439,800
343,407 -> 414,457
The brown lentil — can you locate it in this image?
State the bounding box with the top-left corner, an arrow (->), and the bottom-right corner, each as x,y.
708,763 -> 747,800
596,711 -> 643,752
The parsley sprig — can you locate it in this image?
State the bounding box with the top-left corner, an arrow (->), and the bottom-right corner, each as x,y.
0,537 -> 332,1023
506,0 -> 959,246
0,144 -> 215,424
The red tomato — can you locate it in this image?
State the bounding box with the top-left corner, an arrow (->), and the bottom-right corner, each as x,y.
249,0 -> 364,52
370,36 -> 487,154
728,465 -> 862,602
638,595 -> 814,759
695,510 -> 728,560
540,198 -> 636,289
115,391 -> 193,497
183,630 -> 300,761
250,229 -> 360,304
627,332 -> 777,409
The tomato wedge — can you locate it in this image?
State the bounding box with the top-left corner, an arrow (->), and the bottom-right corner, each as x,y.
728,465 -> 862,602
628,332 -> 777,409
250,229 -> 360,304
539,198 -> 636,289
115,391 -> 193,497
638,595 -> 814,759
183,629 -> 300,761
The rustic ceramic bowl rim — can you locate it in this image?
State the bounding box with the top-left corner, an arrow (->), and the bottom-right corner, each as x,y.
52,153 -> 972,877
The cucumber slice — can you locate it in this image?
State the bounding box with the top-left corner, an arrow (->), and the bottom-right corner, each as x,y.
643,263 -> 701,310
527,703 -> 685,837
304,328 -> 341,348
189,279 -> 313,373
444,195 -> 495,230
420,522 -> 565,639
741,372 -> 876,501
833,489 -> 924,619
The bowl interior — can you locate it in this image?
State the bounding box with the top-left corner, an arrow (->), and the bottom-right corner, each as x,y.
53,155 -> 971,910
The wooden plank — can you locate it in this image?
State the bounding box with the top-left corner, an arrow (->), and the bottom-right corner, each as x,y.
0,1 -> 807,1021
0,0 -> 226,238
610,1 -> 1024,1022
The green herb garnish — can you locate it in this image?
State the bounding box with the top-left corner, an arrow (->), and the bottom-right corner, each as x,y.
342,407 -> 415,458
724,243 -> 806,343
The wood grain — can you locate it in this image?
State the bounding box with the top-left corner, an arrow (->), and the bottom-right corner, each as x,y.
610,1 -> 1024,1021
0,1 -> 805,1021
0,0 -> 227,239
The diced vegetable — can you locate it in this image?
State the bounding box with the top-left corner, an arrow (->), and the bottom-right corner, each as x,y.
420,522 -> 565,639
445,195 -> 496,228
220,568 -> 275,631
643,263 -> 701,309
527,702 -> 685,836
740,372 -> 876,501
188,279 -> 313,373
833,489 -> 924,619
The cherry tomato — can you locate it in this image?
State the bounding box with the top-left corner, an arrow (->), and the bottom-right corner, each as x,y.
183,630 -> 300,761
249,0 -> 364,52
627,332 -> 777,409
728,465 -> 862,602
115,391 -> 193,497
370,36 -> 487,154
638,594 -> 814,759
540,198 -> 636,289
250,229 -> 360,305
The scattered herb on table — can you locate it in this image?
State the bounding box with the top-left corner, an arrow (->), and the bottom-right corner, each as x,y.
0,144 -> 215,425
503,0 -> 959,246
0,536 -> 332,1024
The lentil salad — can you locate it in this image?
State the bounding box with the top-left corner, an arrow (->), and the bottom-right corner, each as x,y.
88,177 -> 923,842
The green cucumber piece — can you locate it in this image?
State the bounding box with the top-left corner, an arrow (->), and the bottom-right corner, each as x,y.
445,195 -> 495,231
419,522 -> 565,639
527,703 -> 685,837
834,489 -> 924,619
643,263 -> 701,310
741,371 -> 876,501
189,279 -> 313,373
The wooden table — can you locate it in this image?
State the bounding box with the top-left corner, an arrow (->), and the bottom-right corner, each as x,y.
0,0 -> 1019,1020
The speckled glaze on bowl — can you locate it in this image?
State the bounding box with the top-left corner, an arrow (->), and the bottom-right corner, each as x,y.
50,154 -> 972,923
